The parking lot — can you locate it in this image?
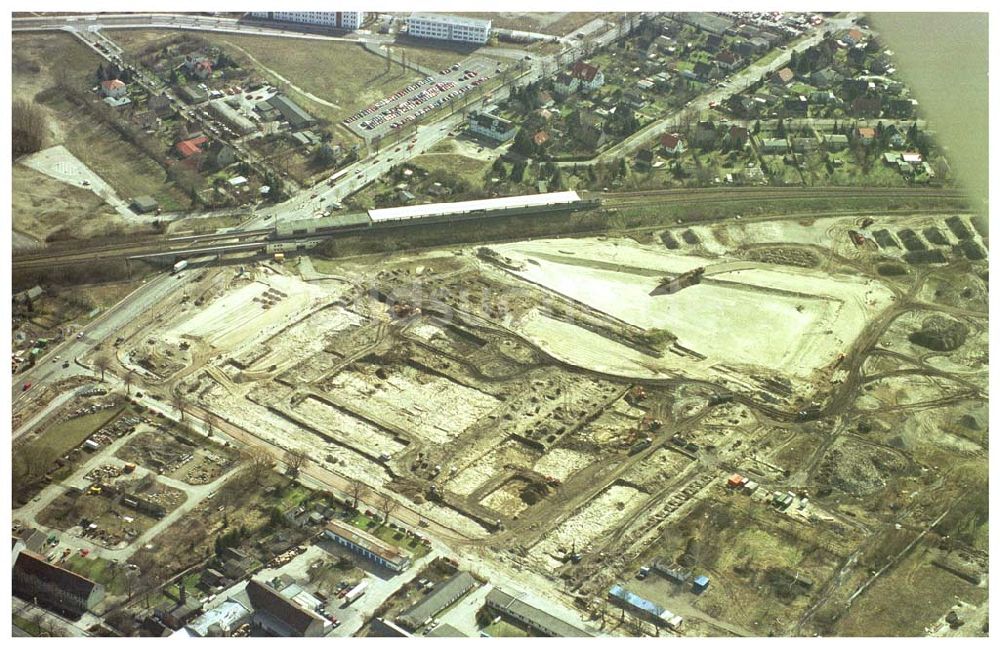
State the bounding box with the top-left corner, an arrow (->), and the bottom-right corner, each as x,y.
343,56 -> 502,141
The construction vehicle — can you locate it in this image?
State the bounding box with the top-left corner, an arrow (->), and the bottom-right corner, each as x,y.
848,230 -> 866,246
625,385 -> 647,405
123,463 -> 137,474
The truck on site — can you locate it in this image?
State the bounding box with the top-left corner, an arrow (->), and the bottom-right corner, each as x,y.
273,252 -> 285,263
343,580 -> 368,605
172,260 -> 188,274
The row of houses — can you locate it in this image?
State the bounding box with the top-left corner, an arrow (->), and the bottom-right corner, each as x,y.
554,61 -> 606,97
12,544 -> 105,620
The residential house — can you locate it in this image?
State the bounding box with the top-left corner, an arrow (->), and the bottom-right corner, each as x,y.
749,36 -> 771,54
842,27 -> 865,46
206,141 -> 237,169
532,130 -> 550,147
245,580 -> 328,637
884,124 -> 907,149
824,134 -> 849,151
185,56 -> 214,80
624,90 -> 646,109
175,135 -> 209,159
537,90 -> 555,108
855,126 -> 876,145
571,109 -> 606,150
728,125 -> 750,149
571,61 -> 605,93
660,132 -> 686,156
13,550 -> 105,619
100,79 -> 127,98
103,96 -> 132,109
732,39 -> 756,59
761,138 -> 789,154
693,60 -> 719,82
809,67 -> 842,90
553,71 -> 579,98
634,148 -> 655,170
770,67 -> 795,87
809,90 -> 839,106
850,95 -> 882,118
715,49 -> 740,71
468,111 -> 516,143
704,33 -> 724,52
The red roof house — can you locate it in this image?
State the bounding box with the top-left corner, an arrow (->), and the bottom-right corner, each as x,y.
175,136 -> 208,159
660,132 -> 686,155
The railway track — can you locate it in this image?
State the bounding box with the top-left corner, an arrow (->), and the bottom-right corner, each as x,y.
12,187 -> 970,272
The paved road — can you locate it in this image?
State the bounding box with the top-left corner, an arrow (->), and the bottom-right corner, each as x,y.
11,272 -> 184,415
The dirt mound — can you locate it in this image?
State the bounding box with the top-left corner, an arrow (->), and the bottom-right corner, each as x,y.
815,440 -> 909,496
908,315 -> 969,351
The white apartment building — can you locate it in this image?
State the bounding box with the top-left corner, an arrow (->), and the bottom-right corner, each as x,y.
407,13 -> 491,44
249,11 -> 366,30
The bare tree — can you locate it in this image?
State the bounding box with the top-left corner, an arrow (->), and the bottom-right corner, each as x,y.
349,480 -> 368,511
93,354 -> 112,382
124,369 -> 135,395
376,492 -> 398,527
203,411 -> 218,437
244,446 -> 274,485
172,392 -> 187,421
283,448 -> 308,477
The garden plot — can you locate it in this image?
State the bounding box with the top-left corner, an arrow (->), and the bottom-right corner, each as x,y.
447,441 -> 538,497
294,396 -> 406,458
530,484 -> 650,570
171,275 -> 327,351
494,237 -> 893,379
532,448 -> 596,482
323,363 -> 500,445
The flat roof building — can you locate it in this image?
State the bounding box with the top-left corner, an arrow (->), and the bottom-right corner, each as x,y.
407,13 -> 491,44
608,585 -> 683,629
324,521 -> 412,572
367,191 -> 581,224
250,12 -> 366,30
485,586 -> 592,637
131,195 -> 159,214
265,94 -> 316,130
397,571 -> 477,630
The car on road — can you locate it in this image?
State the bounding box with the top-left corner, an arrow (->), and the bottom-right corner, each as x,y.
22,382 -> 31,392
63,361 -> 70,368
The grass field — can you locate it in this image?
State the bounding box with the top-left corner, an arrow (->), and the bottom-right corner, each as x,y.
382,40 -> 472,72
213,34 -> 419,124
12,166 -> 120,241
16,405 -> 127,475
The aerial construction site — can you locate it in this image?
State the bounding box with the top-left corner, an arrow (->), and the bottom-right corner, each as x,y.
10,9 -> 987,641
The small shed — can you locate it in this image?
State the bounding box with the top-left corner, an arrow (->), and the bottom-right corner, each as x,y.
692,575 -> 710,594
131,196 -> 159,214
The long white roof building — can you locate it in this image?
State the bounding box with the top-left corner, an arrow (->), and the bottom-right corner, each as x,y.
367,191 -> 581,223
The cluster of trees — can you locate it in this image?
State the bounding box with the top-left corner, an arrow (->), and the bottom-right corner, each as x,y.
12,98 -> 47,159
95,62 -> 134,84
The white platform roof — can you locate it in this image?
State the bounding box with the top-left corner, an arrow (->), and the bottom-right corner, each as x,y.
367,191 -> 581,223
